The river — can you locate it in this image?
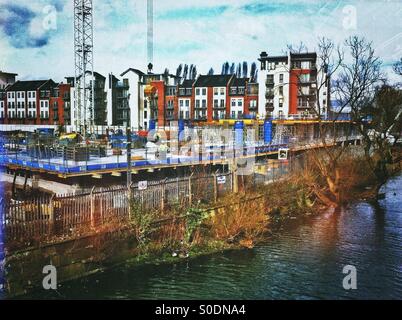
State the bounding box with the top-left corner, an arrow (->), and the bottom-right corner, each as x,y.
23,175 -> 402,300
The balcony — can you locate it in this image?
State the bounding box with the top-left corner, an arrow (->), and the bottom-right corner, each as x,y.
297,103 -> 316,109
265,103 -> 274,111
213,105 -> 226,110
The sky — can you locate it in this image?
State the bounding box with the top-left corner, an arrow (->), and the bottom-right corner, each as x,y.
0,0 -> 401,83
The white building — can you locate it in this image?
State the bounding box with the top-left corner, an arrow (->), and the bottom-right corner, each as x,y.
258,51 -> 329,119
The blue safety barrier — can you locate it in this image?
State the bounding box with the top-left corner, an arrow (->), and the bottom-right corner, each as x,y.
264,119 -> 273,144
234,121 -> 244,147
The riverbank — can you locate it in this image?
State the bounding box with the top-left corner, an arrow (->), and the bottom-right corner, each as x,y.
19,173 -> 402,299
4,148 -> 402,298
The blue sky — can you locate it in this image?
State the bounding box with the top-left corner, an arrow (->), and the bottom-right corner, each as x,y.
0,0 -> 401,82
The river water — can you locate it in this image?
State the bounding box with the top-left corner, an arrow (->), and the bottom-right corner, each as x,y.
24,175 -> 402,300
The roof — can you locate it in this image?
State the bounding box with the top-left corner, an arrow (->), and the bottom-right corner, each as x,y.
0,71 -> 18,76
230,77 -> 248,87
7,79 -> 56,91
290,52 -> 317,60
179,79 -> 195,88
258,51 -> 288,62
194,75 -> 233,87
121,68 -> 145,77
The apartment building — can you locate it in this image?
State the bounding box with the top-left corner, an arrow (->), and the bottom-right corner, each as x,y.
258,51 -> 329,119
66,71 -> 108,128
1,79 -> 60,125
49,83 -> 71,126
177,80 -> 193,120
193,75 -> 233,122
191,74 -> 259,122
120,65 -> 180,130
106,73 -> 130,127
0,71 -> 18,122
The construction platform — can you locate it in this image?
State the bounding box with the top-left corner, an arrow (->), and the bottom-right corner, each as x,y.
0,143 -> 288,178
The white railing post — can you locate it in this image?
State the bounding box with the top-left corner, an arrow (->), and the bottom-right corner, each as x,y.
90,186 -> 95,228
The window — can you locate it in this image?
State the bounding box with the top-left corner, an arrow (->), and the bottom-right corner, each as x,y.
28,92 -> 31,98
22,92 -> 25,99
220,88 -> 224,95
185,100 -> 189,107
279,103 -> 283,108
196,100 -> 200,108
279,74 -> 284,83
300,74 -> 310,83
196,88 -> 200,95
202,88 -> 206,95
214,88 -> 218,95
220,99 -> 224,107
301,61 -> 310,69
144,110 -> 147,118
17,92 -> 20,99
180,100 -> 184,107
202,99 -> 206,108
232,99 -> 236,107
279,86 -> 283,95
214,99 -> 218,108
237,99 -> 242,107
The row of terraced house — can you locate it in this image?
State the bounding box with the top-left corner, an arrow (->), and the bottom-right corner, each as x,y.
0,51 -> 330,131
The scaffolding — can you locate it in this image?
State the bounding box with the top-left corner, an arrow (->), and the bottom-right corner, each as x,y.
74,0 -> 95,135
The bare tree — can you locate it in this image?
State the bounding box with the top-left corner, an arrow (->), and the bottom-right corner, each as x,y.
242,61 -> 248,78
221,62 -> 230,75
236,63 -> 241,78
182,64 -> 189,80
292,37 -> 384,205
191,65 -> 197,80
230,63 -> 235,75
286,41 -> 308,54
250,62 -> 257,82
176,64 -> 183,78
